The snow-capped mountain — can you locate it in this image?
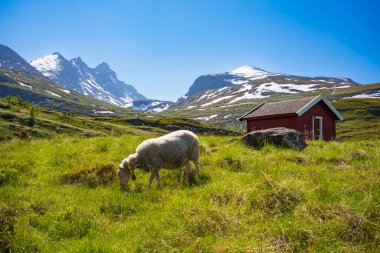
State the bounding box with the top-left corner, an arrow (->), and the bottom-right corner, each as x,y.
128,99 -> 174,113
163,66 -> 361,126
183,66 -> 358,105
0,44 -> 42,76
31,53 -> 145,106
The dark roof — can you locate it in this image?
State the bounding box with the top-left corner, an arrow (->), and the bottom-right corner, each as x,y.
239,95 -> 344,121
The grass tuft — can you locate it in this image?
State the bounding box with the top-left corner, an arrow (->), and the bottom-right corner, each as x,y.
61,164 -> 116,187
0,205 -> 22,252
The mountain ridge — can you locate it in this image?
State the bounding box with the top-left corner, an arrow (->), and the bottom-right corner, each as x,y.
0,44 -> 42,77
185,66 -> 358,98
31,53 -> 146,106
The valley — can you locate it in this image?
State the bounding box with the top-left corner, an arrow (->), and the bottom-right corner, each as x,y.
1,43 -> 379,252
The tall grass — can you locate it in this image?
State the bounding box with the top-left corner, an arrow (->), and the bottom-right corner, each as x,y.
0,134 -> 379,252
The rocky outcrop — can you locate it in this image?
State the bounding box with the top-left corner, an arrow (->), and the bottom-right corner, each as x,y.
242,127 -> 307,150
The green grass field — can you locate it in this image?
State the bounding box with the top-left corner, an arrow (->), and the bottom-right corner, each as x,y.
1,133 -> 379,252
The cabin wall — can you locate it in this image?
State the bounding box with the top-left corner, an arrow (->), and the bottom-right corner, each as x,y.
298,101 -> 337,140
245,101 -> 337,141
247,115 -> 298,132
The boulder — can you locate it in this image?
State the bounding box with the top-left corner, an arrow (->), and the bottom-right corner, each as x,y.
242,127 -> 307,150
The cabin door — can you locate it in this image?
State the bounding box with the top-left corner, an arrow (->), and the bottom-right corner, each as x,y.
312,116 -> 323,140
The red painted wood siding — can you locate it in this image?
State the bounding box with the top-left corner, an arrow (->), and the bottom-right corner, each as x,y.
245,101 -> 337,140
247,115 -> 298,132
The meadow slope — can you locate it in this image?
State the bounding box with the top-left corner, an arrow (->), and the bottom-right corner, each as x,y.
1,134 -> 379,252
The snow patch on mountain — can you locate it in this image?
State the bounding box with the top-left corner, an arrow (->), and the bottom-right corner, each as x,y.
194,114 -> 218,121
229,66 -> 274,80
31,54 -> 62,78
228,92 -> 269,104
346,92 -> 380,99
46,90 -> 61,97
59,89 -> 70,94
128,99 -> 173,113
201,95 -> 234,107
18,82 -> 33,89
256,82 -> 317,93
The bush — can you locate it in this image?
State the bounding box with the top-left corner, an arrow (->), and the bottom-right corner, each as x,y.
0,206 -> 22,252
99,203 -> 137,221
0,102 -> 10,109
61,164 -> 116,187
0,167 -> 19,185
219,156 -> 246,172
52,208 -> 92,239
185,208 -> 239,237
0,113 -> 17,122
249,187 -> 303,216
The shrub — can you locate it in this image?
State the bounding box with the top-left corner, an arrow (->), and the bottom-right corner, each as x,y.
30,200 -> 51,216
99,203 -> 137,222
61,164 -> 116,187
249,187 -> 303,216
0,102 -> 10,109
0,113 -> 17,122
0,159 -> 33,185
185,208 -> 239,237
219,156 -> 246,172
0,167 -> 19,185
349,149 -> 368,161
0,206 -> 22,252
51,208 -> 92,239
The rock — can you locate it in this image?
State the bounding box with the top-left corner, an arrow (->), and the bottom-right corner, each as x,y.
242,127 -> 307,150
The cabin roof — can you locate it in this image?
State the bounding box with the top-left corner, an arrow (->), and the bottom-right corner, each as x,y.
239,95 -> 344,121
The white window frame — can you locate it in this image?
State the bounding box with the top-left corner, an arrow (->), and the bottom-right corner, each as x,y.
312,116 -> 323,140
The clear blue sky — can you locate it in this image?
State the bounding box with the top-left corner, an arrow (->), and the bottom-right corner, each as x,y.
1,0 -> 379,100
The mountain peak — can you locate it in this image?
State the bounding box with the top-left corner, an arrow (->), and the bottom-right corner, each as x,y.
70,57 -> 89,69
52,52 -> 63,56
71,56 -> 83,62
0,44 -> 41,76
96,62 -> 110,70
30,53 -> 65,76
229,66 -> 272,79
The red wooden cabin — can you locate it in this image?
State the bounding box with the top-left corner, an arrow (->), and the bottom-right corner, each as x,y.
238,95 -> 344,140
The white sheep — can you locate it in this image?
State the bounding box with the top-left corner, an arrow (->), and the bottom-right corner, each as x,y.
118,130 -> 200,188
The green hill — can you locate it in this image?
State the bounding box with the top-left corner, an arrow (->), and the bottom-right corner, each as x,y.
0,68 -> 143,116
162,83 -> 380,130
1,132 -> 379,252
0,81 -> 379,252
0,96 -> 236,141
334,98 -> 380,140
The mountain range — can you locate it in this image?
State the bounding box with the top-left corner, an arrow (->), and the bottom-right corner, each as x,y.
1,43 -> 380,127
181,66 -> 358,105
0,44 -> 146,108
30,52 -> 145,106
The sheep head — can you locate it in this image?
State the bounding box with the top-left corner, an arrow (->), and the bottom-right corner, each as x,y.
117,157 -> 137,187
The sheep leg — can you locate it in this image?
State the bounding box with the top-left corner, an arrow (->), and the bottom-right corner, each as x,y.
185,162 -> 192,181
155,171 -> 160,188
148,171 -> 156,189
194,160 -> 200,175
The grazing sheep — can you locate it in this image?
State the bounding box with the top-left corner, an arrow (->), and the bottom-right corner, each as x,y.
118,130 -> 200,188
